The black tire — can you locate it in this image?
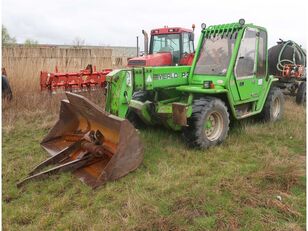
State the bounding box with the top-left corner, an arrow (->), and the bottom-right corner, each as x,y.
295,82 -> 306,105
2,75 -> 12,101
259,87 -> 284,122
126,91 -> 149,128
183,97 -> 230,149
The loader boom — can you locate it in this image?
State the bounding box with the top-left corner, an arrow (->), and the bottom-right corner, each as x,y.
105,66 -> 191,118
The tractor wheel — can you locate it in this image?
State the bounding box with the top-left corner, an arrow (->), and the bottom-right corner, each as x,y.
126,91 -> 148,128
183,97 -> 230,149
2,75 -> 12,101
295,82 -> 306,105
259,87 -> 284,122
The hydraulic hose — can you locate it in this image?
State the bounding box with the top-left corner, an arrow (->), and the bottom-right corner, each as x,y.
276,40 -> 306,72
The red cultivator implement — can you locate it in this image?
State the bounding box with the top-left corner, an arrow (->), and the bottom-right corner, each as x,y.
40,64 -> 112,94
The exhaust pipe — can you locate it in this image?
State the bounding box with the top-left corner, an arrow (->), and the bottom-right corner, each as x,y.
142,30 -> 148,55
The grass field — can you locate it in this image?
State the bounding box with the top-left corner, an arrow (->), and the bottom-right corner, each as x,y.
2,92 -> 306,231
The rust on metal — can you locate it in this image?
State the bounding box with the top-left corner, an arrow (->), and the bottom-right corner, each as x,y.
172,103 -> 188,126
40,64 -> 112,94
17,92 -> 144,189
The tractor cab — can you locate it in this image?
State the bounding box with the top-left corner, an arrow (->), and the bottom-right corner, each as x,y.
128,26 -> 195,67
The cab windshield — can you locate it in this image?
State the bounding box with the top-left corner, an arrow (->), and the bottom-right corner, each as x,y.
194,34 -> 236,75
150,34 -> 180,63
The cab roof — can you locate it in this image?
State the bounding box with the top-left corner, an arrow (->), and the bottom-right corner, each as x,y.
151,27 -> 193,35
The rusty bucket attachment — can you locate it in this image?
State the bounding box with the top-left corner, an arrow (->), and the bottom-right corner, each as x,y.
17,92 -> 143,189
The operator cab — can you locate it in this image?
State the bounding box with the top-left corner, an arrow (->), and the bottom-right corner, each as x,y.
191,19 -> 269,102
149,27 -> 195,65
127,26 -> 195,67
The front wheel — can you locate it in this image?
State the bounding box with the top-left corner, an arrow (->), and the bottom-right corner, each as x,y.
126,91 -> 149,129
183,97 -> 230,149
259,87 -> 284,122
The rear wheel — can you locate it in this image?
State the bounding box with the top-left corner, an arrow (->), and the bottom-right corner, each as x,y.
259,87 -> 284,122
183,97 -> 230,149
296,81 -> 306,105
2,75 -> 12,101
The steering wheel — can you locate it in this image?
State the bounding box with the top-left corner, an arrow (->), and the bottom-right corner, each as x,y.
159,46 -> 174,52
168,45 -> 174,52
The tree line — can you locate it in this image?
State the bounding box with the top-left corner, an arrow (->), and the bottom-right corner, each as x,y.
2,25 -> 86,47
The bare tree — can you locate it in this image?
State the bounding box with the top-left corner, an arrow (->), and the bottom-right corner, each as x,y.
72,37 -> 85,48
2,25 -> 16,45
24,39 -> 38,46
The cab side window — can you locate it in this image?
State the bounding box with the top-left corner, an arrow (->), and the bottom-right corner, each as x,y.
235,29 -> 257,78
256,30 -> 267,77
182,32 -> 193,54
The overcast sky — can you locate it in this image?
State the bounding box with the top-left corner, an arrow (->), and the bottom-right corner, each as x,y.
2,0 -> 307,49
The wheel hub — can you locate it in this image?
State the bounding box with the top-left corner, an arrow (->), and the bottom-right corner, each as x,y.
204,111 -> 224,141
273,97 -> 281,118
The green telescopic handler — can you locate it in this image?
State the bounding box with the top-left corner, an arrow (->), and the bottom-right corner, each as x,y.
105,19 -> 284,149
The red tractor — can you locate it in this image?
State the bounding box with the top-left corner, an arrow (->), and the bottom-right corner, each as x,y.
128,26 -> 195,67
40,26 -> 195,93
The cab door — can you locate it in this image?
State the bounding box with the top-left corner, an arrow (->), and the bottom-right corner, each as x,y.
254,30 -> 267,96
234,28 -> 258,101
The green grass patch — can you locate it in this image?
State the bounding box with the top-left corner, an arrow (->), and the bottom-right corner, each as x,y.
2,99 -> 306,230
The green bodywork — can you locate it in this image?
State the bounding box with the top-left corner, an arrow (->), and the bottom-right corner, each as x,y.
105,21 -> 277,130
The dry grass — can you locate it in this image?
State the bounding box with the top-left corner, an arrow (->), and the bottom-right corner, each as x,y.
2,45 -> 133,101
2,46 -> 116,93
2,45 -> 120,132
2,90 -> 105,134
